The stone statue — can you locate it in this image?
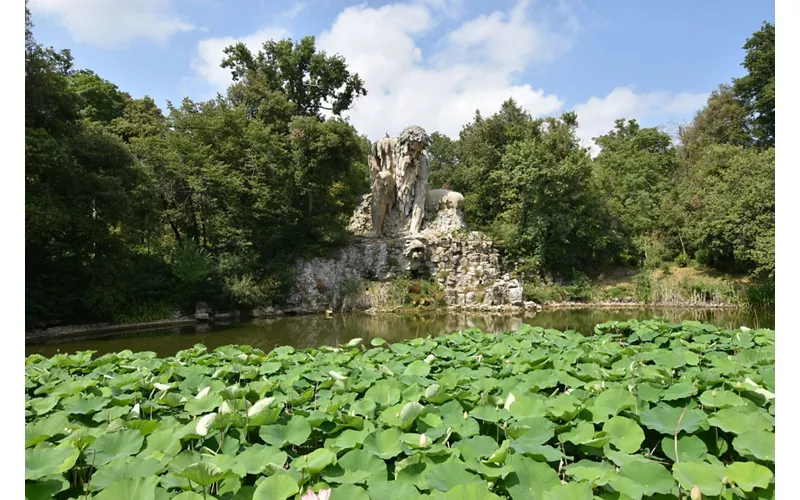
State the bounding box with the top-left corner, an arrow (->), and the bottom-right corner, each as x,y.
368,137 -> 397,238
395,125 -> 431,235
426,189 -> 465,214
365,125 -> 463,238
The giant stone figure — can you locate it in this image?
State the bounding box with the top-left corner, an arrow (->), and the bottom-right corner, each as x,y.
367,125 -> 462,238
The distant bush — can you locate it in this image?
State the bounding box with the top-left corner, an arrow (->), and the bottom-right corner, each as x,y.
634,271 -> 654,303
112,300 -> 173,324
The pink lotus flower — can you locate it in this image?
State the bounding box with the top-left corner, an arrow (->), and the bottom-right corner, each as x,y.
302,488 -> 331,500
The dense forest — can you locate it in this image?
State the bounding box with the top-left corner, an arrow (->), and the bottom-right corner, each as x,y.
25,4 -> 775,327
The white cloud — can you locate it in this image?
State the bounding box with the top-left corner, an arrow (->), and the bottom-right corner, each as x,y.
314,0 -> 567,139
191,26 -> 291,91
414,0 -> 466,19
29,0 -> 194,47
572,86 -> 708,156
443,0 -> 572,72
279,2 -> 307,21
189,0 -> 708,150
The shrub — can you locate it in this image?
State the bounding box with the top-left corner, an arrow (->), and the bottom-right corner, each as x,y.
522,283 -> 569,303
599,284 -> 636,301
677,275 -> 738,304
390,274 -> 411,305
338,278 -> 370,312
111,300 -> 173,324
634,271 -> 654,302
565,271 -> 595,302
744,281 -> 775,309
223,274 -> 280,310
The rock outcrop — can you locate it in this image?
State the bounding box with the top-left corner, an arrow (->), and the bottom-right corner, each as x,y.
278,125 -> 534,314
283,231 -> 529,313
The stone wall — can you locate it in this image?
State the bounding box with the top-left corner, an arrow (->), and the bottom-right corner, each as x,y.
279,229 -> 533,314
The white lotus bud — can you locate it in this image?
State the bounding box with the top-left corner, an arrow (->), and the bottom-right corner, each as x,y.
419,433 -> 429,447
691,485 -> 702,500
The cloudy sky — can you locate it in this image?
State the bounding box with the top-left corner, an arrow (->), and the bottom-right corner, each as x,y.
27,0 -> 774,152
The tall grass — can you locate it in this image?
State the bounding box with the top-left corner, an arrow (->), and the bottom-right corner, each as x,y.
112,301 -> 174,324
523,267 -> 750,307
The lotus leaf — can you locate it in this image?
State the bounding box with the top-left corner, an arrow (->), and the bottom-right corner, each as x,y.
258,415 -> 312,446
639,403 -> 708,434
25,441 -> 80,480
252,473 -> 299,500
672,460 -> 725,495
725,461 -> 774,492
732,430 -> 775,461
603,416 -> 645,453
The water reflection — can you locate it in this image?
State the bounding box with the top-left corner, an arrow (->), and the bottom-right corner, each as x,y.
26,307 -> 774,358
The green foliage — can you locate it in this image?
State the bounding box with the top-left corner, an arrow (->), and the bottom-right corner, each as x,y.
25,9 -> 156,325
25,4 -> 773,323
634,272 -> 654,303
743,281 -> 775,309
733,22 -> 775,148
451,99 -> 542,227
221,35 -> 367,118
69,69 -> 131,124
224,274 -> 279,311
598,284 -> 636,301
427,132 -> 460,190
594,119 -> 677,260
111,301 -> 173,325
678,85 -> 751,161
496,112 -> 611,272
522,273 -> 597,304
677,145 -> 774,278
522,283 -> 568,304
24,319 -> 775,498
25,8 -> 369,326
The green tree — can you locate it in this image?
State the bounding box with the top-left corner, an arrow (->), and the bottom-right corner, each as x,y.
678,85 -> 750,161
427,132 -> 460,189
677,145 -> 774,278
221,36 -> 367,119
112,96 -> 166,142
496,112 -> 611,273
594,119 -> 678,263
69,69 -> 131,124
26,6 -> 162,324
454,98 -> 541,228
733,22 -> 775,148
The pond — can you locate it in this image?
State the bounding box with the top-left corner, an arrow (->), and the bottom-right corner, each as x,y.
25,307 -> 774,358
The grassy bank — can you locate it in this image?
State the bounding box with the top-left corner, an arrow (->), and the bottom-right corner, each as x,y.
25,319 -> 775,499
522,264 -> 773,310
337,275 -> 448,313
335,264 -> 773,314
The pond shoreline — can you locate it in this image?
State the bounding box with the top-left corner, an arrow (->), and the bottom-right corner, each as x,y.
25,300 -> 747,345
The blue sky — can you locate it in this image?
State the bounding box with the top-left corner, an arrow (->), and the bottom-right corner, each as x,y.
27,0 -> 774,151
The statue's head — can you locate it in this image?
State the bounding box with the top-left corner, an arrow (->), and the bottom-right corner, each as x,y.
398,125 -> 431,156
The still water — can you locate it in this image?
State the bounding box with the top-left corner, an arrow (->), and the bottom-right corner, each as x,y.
25,307 -> 774,358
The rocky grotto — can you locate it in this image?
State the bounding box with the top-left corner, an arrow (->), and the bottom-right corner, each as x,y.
266,125 -> 536,315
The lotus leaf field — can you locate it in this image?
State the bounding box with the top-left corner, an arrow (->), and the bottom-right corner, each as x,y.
24,319 -> 776,499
